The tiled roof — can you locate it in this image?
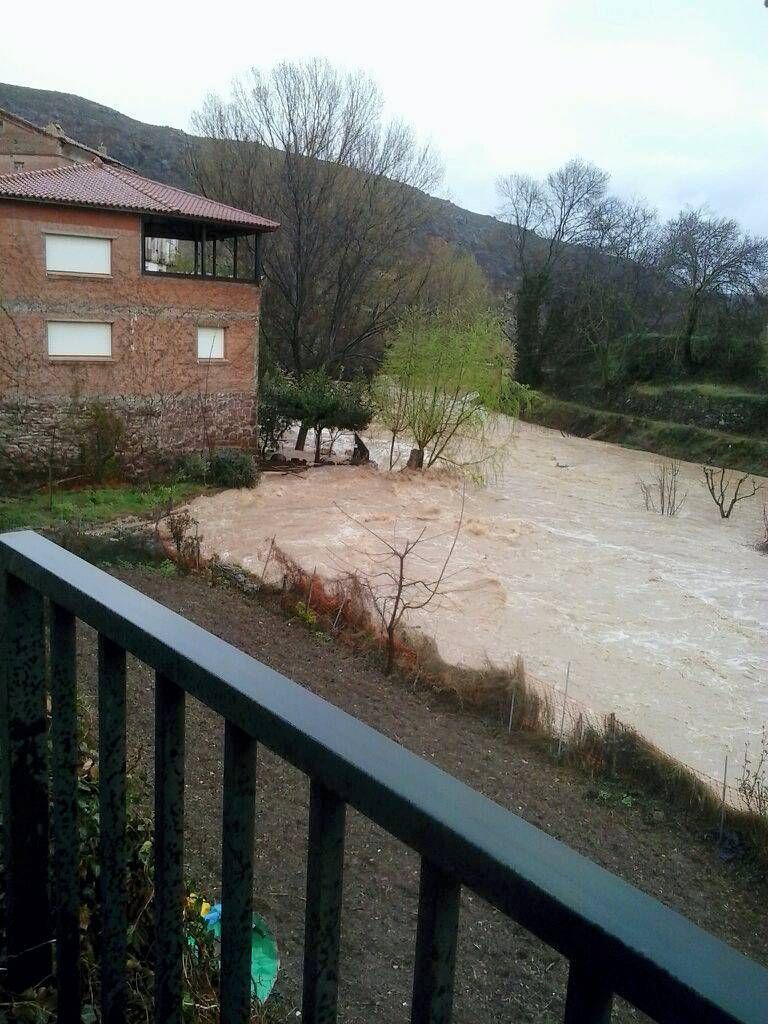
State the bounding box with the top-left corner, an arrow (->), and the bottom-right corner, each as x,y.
0,160 -> 279,231
0,106 -> 127,167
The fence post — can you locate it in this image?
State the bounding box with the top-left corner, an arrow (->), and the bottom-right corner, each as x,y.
0,571 -> 52,992
557,662 -> 571,758
608,713 -> 617,776
257,536 -> 276,591
307,565 -> 317,613
718,753 -> 729,847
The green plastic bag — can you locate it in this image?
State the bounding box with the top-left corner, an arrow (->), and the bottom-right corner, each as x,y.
195,902 -> 280,1003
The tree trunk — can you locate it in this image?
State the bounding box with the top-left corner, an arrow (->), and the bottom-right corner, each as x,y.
295,422 -> 309,451
314,426 -> 323,465
406,448 -> 424,470
351,433 -> 370,464
682,302 -> 699,374
515,272 -> 548,387
385,626 -> 395,675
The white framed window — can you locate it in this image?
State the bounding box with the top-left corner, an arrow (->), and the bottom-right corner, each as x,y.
45,234 -> 111,275
47,321 -> 112,359
197,326 -> 225,360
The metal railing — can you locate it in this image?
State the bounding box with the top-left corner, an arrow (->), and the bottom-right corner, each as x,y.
0,529 -> 766,1024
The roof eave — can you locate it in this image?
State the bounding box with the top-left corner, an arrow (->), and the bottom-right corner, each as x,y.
0,192 -> 279,232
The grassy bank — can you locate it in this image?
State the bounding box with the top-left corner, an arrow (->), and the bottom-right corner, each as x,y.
0,481 -> 208,533
523,391 -> 768,475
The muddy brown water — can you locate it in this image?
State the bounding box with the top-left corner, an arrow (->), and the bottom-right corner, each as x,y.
188,420 -> 767,787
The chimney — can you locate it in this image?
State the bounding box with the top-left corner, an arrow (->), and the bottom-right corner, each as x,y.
98,143 -> 107,157
44,122 -> 65,138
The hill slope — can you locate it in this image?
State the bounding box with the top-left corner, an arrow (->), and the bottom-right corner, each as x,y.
0,82 -> 516,288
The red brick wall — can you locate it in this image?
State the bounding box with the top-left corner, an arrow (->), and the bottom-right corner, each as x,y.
0,200 -> 262,473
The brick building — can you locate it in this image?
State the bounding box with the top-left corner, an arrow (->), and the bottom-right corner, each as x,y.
0,107 -> 126,175
0,156 -> 278,477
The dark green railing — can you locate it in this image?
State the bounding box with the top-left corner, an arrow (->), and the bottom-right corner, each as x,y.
0,530 -> 766,1024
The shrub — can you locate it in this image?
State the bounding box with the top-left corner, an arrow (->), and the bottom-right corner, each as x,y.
737,726 -> 768,819
208,449 -> 259,488
75,402 -> 126,482
0,506 -> 31,532
0,707 -> 237,1023
167,509 -> 196,557
176,451 -> 209,483
292,369 -> 373,464
53,500 -> 78,523
638,459 -> 687,516
258,369 -> 299,456
619,333 -> 679,383
695,331 -> 768,382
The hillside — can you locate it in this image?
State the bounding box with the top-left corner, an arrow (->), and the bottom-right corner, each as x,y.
0,82 -> 517,288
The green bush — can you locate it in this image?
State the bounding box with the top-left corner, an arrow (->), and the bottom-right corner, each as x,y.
208,449 -> 259,488
259,369 -> 300,456
53,500 -> 78,523
692,333 -> 768,381
176,451 -> 209,483
75,402 -> 126,482
0,506 -> 31,532
619,333 -> 680,383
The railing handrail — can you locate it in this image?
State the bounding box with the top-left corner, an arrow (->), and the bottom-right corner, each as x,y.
1,528 -> 767,1024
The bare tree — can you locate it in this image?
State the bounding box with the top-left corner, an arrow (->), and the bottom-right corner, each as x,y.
568,197 -> 663,388
660,208 -> 768,373
638,459 -> 687,516
188,59 -> 441,380
336,494 -> 465,675
702,465 -> 764,518
496,159 -> 610,384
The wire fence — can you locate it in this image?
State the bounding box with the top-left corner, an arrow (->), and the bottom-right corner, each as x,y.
195,529 -> 763,826
511,661 -> 747,811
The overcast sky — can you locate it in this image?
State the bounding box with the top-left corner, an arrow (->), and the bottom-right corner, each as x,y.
2,0 -> 767,230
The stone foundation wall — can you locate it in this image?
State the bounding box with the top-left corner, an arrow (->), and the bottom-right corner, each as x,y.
0,390 -> 256,483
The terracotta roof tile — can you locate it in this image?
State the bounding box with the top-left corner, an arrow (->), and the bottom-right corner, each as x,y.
0,160 -> 279,231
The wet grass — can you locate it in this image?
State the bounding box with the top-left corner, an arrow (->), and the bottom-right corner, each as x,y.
0,481 -> 208,533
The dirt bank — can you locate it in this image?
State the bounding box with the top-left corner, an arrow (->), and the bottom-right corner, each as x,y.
80,569 -> 768,1023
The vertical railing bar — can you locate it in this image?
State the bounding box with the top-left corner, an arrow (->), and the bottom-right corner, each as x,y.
98,635 -> 127,1024
0,571 -> 52,992
302,780 -> 346,1024
50,601 -> 81,1022
154,671 -> 186,1024
564,960 -> 613,1023
220,721 -> 257,1024
411,858 -> 461,1024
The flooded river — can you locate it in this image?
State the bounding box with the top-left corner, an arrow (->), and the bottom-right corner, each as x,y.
189,421 -> 767,785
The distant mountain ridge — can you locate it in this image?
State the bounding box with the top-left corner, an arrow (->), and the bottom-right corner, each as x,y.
0,82 -> 516,289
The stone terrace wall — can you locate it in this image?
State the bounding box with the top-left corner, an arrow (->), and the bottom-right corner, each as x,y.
0,390 -> 256,483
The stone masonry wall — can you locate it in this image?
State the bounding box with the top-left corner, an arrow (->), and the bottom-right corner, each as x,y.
0,390 -> 256,482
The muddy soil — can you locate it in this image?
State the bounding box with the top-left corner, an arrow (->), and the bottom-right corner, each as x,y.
77,568 -> 768,1024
